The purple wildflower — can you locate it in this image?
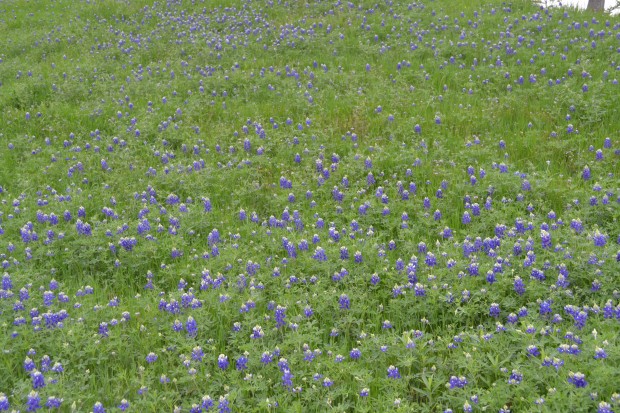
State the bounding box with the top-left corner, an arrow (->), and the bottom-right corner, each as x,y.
387,365 -> 401,379
26,391 -> 41,412
567,372 -> 587,388
217,354 -> 229,370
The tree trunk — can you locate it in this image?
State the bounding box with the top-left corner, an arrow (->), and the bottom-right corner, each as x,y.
587,0 -> 605,11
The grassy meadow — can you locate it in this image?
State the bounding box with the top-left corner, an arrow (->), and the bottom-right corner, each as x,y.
0,0 -> 619,411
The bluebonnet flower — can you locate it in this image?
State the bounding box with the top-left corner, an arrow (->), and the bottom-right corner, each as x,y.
275,305 -> 287,327
281,369 -> 294,388
462,211 -> 471,225
339,294 -> 350,310
539,299 -> 552,315
467,262 -> 479,276
186,316 -> 197,337
201,396 -> 214,410
250,325 -> 264,339
99,322 -> 109,337
236,354 -> 248,370
367,172 -> 375,186
93,402 -> 106,413
119,237 -> 138,252
593,230 -> 607,247
573,311 -> 588,330
360,388 -> 369,397
19,287 -> 30,301
190,346 -> 204,362
540,230 -> 552,249
568,371 -> 587,388
392,284 -> 404,298
45,396 -> 62,409
470,203 -> 481,217
508,370 -> 523,385
594,347 -> 607,359
449,376 -> 468,389
387,365 -> 401,379
172,320 -> 183,332
31,370 -> 45,388
418,242 -> 427,253
146,352 -> 157,363
217,354 -> 229,370
24,357 -> 36,372
260,351 -> 273,365
117,400 -> 129,411
527,345 -> 540,357
218,395 -> 231,413
425,252 -> 436,267
543,356 -> 564,370
75,220 -> 92,236
556,344 -> 570,352
530,267 -> 544,281
582,165 -> 591,180
312,232 -> 325,245
312,247 -> 327,261
27,391 -> 41,411
322,349 -> 340,362
597,402 -> 613,413
603,300 -> 615,318
564,331 -> 583,345
51,362 -> 63,373
486,271 -> 496,284
1,274 -> 12,290
42,291 -> 54,306
556,275 -> 570,290
423,197 -> 431,209
354,251 -> 363,263
0,393 -> 8,411
489,303 -> 500,318
570,218 -> 583,234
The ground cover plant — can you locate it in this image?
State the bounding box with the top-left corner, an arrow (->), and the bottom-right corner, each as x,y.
0,0 -> 619,411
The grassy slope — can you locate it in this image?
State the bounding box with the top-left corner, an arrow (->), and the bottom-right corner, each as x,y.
0,0 -> 619,411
